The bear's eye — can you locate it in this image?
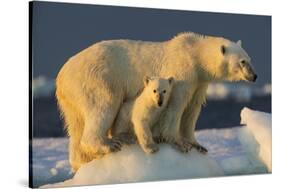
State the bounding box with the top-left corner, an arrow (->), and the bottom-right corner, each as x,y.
163,90 -> 166,94
240,60 -> 246,65
153,90 -> 156,93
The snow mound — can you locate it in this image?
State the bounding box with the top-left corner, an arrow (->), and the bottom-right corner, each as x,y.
240,107 -> 272,172
42,144 -> 223,188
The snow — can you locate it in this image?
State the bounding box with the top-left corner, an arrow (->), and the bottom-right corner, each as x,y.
32,138 -> 72,187
41,146 -> 224,188
32,108 -> 271,188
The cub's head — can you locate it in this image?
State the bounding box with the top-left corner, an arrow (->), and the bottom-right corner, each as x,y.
143,76 -> 174,107
220,40 -> 257,82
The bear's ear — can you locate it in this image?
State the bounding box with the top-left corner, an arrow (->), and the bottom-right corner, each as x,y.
143,76 -> 151,86
237,40 -> 242,46
221,45 -> 226,55
168,77 -> 174,85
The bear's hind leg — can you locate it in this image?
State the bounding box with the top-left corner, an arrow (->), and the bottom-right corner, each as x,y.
80,95 -> 123,155
56,94 -> 89,171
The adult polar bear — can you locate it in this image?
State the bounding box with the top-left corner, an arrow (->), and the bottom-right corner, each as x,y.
56,32 -> 257,171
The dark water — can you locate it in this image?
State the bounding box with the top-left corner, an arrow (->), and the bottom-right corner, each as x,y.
32,94 -> 271,138
197,96 -> 271,129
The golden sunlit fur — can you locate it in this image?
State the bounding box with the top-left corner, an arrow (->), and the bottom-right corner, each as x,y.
56,32 -> 256,171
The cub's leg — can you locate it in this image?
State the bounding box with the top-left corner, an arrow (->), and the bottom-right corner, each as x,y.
133,120 -> 159,154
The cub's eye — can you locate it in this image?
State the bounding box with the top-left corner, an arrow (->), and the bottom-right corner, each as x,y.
163,90 -> 166,94
153,90 -> 156,93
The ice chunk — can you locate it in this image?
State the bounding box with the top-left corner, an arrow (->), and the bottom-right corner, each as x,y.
240,107 -> 272,172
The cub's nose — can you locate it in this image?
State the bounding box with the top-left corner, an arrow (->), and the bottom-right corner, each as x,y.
157,101 -> 163,107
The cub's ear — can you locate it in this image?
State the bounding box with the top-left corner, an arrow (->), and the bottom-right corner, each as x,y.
168,77 -> 174,85
143,76 -> 151,86
221,45 -> 226,55
237,40 -> 242,46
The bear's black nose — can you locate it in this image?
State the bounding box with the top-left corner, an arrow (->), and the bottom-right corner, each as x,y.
253,74 -> 257,82
158,101 -> 163,107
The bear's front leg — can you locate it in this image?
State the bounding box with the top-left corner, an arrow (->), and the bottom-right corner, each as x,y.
180,84 -> 209,154
160,83 -> 191,153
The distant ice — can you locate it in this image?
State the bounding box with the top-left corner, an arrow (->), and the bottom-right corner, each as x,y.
32,76 -> 55,98
32,77 -> 271,101
261,83 -> 272,96
206,82 -> 271,101
33,108 -> 271,188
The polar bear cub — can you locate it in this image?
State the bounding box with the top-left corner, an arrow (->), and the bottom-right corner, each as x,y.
111,76 -> 174,154
132,76 -> 174,153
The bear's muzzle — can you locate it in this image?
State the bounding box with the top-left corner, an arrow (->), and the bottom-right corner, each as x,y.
246,73 -> 257,82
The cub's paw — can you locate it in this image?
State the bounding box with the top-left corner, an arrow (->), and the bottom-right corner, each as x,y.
143,143 -> 159,154
172,139 -> 192,153
153,136 -> 166,144
172,142 -> 187,153
182,138 -> 193,152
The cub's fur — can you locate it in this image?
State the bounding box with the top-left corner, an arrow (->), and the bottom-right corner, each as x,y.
111,76 -> 174,154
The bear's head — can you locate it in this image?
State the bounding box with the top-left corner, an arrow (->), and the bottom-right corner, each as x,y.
219,40 -> 257,82
143,76 -> 174,107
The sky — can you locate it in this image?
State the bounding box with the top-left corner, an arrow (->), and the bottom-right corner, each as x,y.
31,1 -> 271,86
